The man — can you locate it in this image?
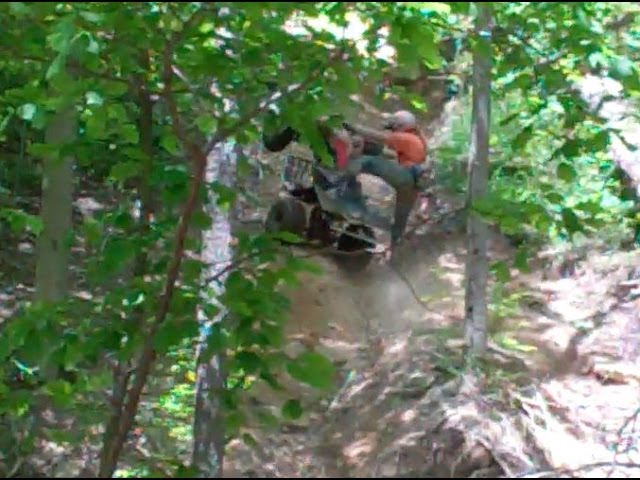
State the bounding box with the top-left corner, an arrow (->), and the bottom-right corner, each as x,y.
345,110 -> 430,248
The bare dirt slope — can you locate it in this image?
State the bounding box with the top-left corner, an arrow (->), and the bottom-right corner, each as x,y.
227,209 -> 640,477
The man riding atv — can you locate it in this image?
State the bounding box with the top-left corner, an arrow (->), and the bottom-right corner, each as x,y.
343,110 -> 430,248
261,108 -> 430,251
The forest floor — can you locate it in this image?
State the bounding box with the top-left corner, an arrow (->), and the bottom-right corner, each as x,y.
223,145 -> 640,477
223,73 -> 640,479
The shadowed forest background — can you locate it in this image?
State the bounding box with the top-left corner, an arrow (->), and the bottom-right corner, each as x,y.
1,2 -> 640,478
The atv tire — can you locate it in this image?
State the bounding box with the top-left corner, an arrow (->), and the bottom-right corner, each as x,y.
334,224 -> 375,273
265,198 -> 307,239
307,205 -> 332,246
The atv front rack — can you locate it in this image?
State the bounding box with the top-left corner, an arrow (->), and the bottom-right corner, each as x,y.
281,153 -> 314,189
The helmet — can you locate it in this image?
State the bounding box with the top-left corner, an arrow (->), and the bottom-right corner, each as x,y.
390,110 -> 417,131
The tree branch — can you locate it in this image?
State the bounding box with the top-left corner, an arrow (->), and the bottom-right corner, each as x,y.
98,11 -> 350,474
97,22 -> 209,476
203,48 -> 345,155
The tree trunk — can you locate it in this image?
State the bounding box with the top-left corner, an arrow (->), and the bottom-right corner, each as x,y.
464,3 -> 493,355
35,106 -> 75,302
100,66 -> 154,477
192,141 -> 237,477
576,74 -> 640,197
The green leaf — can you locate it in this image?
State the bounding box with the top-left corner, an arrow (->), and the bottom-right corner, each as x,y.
491,261 -> 511,282
234,351 -> 263,374
589,129 -> 609,151
45,379 -> 74,408
448,2 -> 470,14
195,115 -> 217,136
418,38 -> 444,69
499,111 -> 521,127
46,54 -> 66,81
154,319 -> 199,353
271,231 -> 304,244
110,161 -> 141,183
512,126 -> 533,151
556,162 -> 576,182
210,182 -> 237,210
260,370 -> 285,392
79,10 -> 105,23
225,410 -> 246,433
120,124 -> 139,144
102,237 -> 136,276
256,409 -> 280,428
241,432 -> 260,450
559,139 -> 580,159
205,323 -> 226,353
107,104 -> 128,122
545,192 -> 564,205
103,81 -> 129,97
85,91 -> 103,106
416,2 -> 452,15
0,208 -> 44,235
45,428 -> 80,445
561,208 -> 581,234
175,466 -> 200,478
496,334 -> 537,353
18,103 -> 37,121
48,16 -> 75,53
609,55 -> 634,79
514,248 -> 530,273
86,114 -> 108,140
161,133 -> 181,155
1,390 -> 31,416
9,2 -> 31,17
287,351 -> 335,391
282,399 -> 303,420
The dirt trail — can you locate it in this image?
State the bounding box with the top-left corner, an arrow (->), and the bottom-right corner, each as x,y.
227,151 -> 640,477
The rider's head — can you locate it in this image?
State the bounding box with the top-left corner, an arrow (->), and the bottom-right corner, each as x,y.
389,110 -> 417,132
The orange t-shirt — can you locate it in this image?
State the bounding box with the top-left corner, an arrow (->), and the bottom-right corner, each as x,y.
385,131 -> 426,166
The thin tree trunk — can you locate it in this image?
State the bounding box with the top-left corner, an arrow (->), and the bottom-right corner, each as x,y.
577,74 -> 640,197
464,2 -> 493,355
35,106 -> 75,302
192,140 -> 237,477
100,59 -> 154,474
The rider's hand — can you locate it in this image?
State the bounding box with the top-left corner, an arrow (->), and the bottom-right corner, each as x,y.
342,122 -> 355,133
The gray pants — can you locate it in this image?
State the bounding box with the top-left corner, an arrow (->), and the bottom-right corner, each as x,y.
345,155 -> 419,245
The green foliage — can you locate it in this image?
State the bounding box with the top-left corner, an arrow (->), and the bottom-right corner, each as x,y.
287,351 -> 336,391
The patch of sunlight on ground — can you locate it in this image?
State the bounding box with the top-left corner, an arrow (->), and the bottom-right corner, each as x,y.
343,432 -> 378,464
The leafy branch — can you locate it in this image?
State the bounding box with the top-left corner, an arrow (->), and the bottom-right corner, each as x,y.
97,8 -> 350,476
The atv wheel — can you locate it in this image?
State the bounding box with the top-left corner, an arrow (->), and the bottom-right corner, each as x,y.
307,206 -> 332,246
334,224 -> 375,272
265,198 -> 307,239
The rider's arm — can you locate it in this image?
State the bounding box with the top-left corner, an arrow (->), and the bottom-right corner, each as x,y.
382,146 -> 398,159
351,125 -> 397,160
349,123 -> 391,145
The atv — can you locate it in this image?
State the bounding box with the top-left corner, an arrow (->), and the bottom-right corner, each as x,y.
264,150 -> 390,271
261,118 -> 433,270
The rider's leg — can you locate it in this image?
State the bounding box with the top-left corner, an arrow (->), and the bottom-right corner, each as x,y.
345,155 -> 418,244
391,188 -> 419,247
345,155 -> 415,191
